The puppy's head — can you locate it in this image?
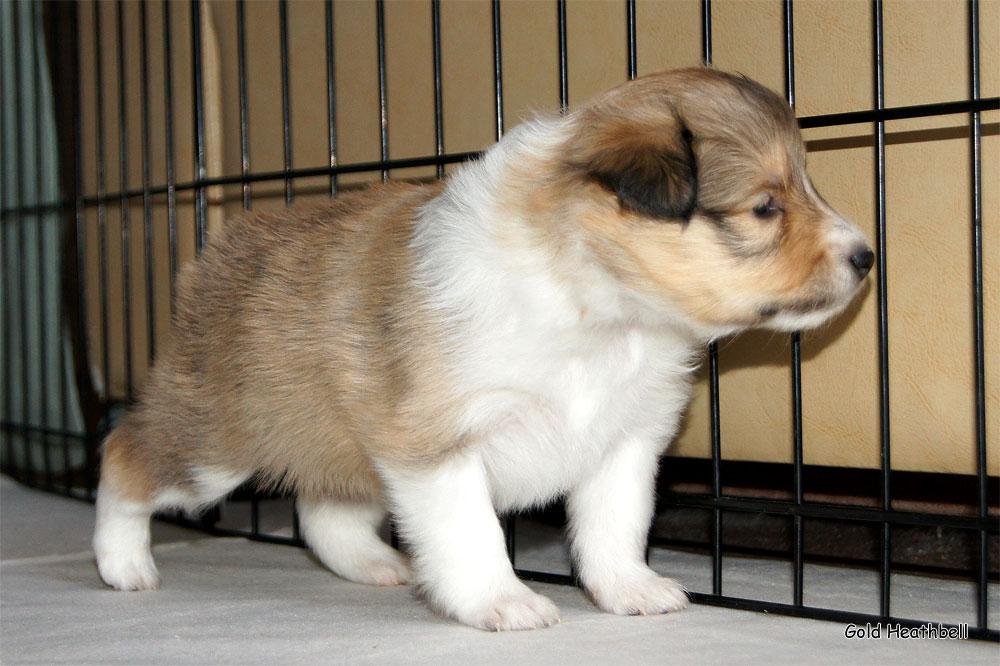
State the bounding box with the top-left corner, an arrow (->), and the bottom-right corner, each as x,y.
560,68 -> 872,336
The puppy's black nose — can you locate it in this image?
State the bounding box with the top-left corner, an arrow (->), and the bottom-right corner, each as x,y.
850,247 -> 875,279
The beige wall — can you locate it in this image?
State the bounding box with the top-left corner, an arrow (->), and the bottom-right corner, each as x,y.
76,0 -> 998,474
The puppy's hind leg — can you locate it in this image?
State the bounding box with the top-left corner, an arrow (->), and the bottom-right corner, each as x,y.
93,428 -> 162,591
297,496 -> 411,586
93,428 -> 250,591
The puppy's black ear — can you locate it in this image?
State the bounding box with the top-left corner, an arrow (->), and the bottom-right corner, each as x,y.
570,113 -> 698,221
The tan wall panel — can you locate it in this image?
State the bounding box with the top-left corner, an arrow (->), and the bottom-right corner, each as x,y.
711,0 -> 784,91
332,1 -> 383,188
794,0 -> 873,115
500,0 -> 560,128
566,0 -> 627,104
383,1 -> 437,182
241,0 -> 287,206
440,1 -> 497,154
635,0 -> 702,74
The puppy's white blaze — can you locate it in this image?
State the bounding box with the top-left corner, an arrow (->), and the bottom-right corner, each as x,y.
378,453 -> 560,631
297,498 -> 410,586
567,436 -> 688,615
93,486 -> 159,591
806,176 -> 869,270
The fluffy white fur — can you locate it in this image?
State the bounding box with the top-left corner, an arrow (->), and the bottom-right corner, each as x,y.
373,118 -> 704,629
93,486 -> 160,591
380,451 -> 561,631
94,465 -> 248,591
297,497 -> 410,586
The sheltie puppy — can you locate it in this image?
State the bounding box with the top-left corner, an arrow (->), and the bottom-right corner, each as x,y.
93,68 -> 873,631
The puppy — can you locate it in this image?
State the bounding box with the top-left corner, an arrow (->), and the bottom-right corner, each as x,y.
93,68 -> 873,631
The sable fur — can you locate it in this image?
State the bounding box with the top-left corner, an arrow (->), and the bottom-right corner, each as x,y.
109,182 -> 458,503
93,68 -> 872,631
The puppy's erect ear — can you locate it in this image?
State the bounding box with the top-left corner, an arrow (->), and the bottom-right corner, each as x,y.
568,110 -> 698,221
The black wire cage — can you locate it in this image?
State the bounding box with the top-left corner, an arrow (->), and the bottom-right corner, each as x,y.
1,0 -> 997,642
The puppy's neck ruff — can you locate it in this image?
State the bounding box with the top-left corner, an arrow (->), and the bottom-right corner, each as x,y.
409,117 -> 705,512
412,115 -> 715,346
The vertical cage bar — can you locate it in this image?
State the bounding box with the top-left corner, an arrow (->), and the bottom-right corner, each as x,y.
31,1 -> 53,486
373,0 -> 390,548
116,0 -> 134,402
94,1 -> 111,429
791,353 -> 804,607
709,339 -> 722,595
626,0 -> 645,564
61,2 -> 78,493
250,494 -> 260,537
279,0 -> 293,205
376,0 -> 388,182
191,0 -> 221,529
555,0 -> 571,572
872,0 -> 892,619
326,0 -> 337,196
702,0 -> 712,66
237,0 -> 251,210
140,1 -> 155,364
491,0 -> 514,558
163,0 -> 178,310
505,515 -> 516,564
701,0 -> 722,597
783,0 -> 805,608
235,0 -> 258,536
557,0 -> 567,113
60,178 -> 71,496
432,0 -> 444,180
783,0 -> 795,109
191,0 -> 207,251
626,0 -> 636,80
13,1 -> 32,482
492,0 -> 503,140
288,0 -> 301,504
968,0 -> 988,632
1,2 -> 12,474
73,2 -> 95,497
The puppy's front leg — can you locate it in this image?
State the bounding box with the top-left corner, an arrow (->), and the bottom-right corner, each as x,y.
380,451 -> 560,631
567,436 -> 688,615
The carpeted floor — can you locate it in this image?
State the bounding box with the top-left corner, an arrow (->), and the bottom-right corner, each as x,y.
2,476 -> 996,665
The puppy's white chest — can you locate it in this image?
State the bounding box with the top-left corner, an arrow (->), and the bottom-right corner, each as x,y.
551,328 -> 648,433
473,325 -> 692,511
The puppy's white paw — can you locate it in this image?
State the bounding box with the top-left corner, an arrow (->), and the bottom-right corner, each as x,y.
459,590 -> 561,632
95,549 -> 160,591
589,570 -> 688,616
338,548 -> 412,587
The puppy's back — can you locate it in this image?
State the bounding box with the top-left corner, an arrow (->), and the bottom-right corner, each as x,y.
111,182 -> 443,503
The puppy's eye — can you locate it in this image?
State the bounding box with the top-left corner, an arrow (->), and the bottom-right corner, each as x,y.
753,197 -> 782,220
